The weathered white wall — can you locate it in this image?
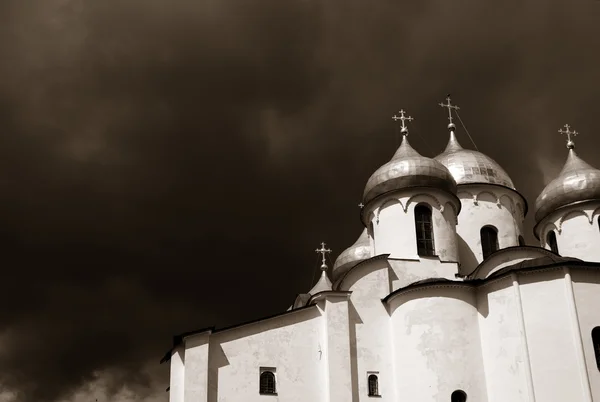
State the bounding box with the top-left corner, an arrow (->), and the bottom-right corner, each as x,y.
184,333 -> 209,402
477,276 -> 529,402
571,269 -> 600,400
519,269 -> 586,401
388,286 -> 488,402
537,201 -> 600,262
322,296 -> 354,402
456,185 -> 525,275
366,188 -> 459,262
169,346 -> 185,402
342,258 -> 395,401
206,307 -> 326,402
388,259 -> 458,290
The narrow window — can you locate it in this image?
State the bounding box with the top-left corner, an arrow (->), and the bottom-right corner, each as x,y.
592,327 -> 600,371
547,230 -> 559,254
451,390 -> 467,402
367,373 -> 379,396
259,370 -> 276,395
415,205 -> 435,256
480,226 -> 498,259
518,235 -> 525,246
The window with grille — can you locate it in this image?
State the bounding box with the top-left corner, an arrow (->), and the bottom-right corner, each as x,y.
592,327 -> 600,371
547,230 -> 559,254
259,370 -> 276,394
451,390 -> 467,402
367,373 -> 379,396
480,226 -> 498,259
415,205 -> 435,256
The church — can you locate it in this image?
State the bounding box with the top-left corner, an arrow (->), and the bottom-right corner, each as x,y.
161,97 -> 600,402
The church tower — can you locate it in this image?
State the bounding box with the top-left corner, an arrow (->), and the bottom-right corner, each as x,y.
534,125 -> 600,261
434,97 -> 527,275
359,109 -> 461,286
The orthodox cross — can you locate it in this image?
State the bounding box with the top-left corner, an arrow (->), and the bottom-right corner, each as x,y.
438,94 -> 460,126
392,109 -> 413,134
315,242 -> 332,267
558,124 -> 578,148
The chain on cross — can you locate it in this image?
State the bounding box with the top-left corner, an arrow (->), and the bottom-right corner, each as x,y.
315,242 -> 331,267
392,109 -> 413,134
439,94 -> 460,127
558,124 -> 578,149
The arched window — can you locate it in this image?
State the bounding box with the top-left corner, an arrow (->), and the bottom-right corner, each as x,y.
259,370 -> 276,394
480,226 -> 498,259
451,390 -> 467,402
547,230 -> 559,254
415,205 -> 435,256
367,374 -> 379,396
518,235 -> 525,246
592,327 -> 600,371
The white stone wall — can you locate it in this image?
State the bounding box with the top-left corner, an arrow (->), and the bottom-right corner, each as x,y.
365,188 -> 460,263
169,347 -> 185,402
536,201 -> 600,262
388,286 -> 488,402
519,269 -> 588,401
207,307 -> 326,402
571,269 -> 600,401
342,258 -> 396,401
477,276 -> 530,402
456,184 -> 525,275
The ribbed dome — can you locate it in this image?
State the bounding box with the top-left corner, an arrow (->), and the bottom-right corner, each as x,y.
534,148 -> 600,223
363,135 -> 457,204
435,131 -> 515,189
332,228 -> 372,280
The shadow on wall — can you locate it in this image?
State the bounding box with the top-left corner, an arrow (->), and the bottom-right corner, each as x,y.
207,306 -> 322,402
348,301 -> 363,402
458,235 -> 478,276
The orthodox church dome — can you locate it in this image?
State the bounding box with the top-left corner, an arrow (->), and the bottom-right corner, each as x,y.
434,131 -> 515,189
362,115 -> 457,205
332,228 -> 372,280
534,131 -> 600,223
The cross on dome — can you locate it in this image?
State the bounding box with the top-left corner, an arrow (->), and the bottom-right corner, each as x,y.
392,109 -> 413,135
558,124 -> 579,149
439,94 -> 460,130
315,242 -> 332,270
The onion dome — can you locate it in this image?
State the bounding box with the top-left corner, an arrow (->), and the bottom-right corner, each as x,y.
434,131 -> 515,189
308,268 -> 332,295
534,126 -> 600,223
363,110 -> 457,205
332,228 -> 372,280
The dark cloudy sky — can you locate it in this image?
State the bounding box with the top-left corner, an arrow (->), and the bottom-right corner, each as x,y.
0,0 -> 599,401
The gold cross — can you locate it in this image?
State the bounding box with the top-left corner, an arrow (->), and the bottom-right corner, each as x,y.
392,109 -> 413,134
558,124 -> 578,148
315,242 -> 332,266
439,94 -> 460,126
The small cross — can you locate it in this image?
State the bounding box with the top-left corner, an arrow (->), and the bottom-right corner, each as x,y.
392,109 -> 413,134
358,202 -> 364,208
438,94 -> 460,125
315,242 -> 332,267
558,124 -> 578,148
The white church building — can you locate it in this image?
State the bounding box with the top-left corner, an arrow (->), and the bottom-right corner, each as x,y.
161,97 -> 600,402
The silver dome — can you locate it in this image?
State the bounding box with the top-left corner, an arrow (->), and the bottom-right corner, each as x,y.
332,228 -> 372,280
363,136 -> 457,205
535,148 -> 600,223
435,131 -> 515,189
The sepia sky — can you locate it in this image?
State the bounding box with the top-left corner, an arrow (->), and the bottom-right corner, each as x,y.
0,0 -> 599,401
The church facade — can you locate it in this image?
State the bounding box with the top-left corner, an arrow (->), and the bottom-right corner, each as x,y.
162,98 -> 600,402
